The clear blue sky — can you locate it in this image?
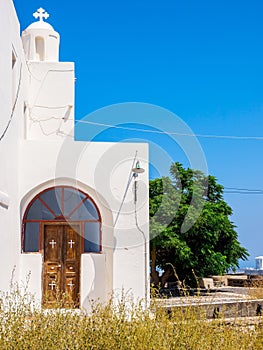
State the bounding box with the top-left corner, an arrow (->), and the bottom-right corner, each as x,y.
14,0 -> 263,266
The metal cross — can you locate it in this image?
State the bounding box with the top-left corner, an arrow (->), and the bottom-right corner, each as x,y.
67,281 -> 74,290
48,281 -> 56,291
33,8 -> 49,22
68,240 -> 75,249
49,239 -> 56,249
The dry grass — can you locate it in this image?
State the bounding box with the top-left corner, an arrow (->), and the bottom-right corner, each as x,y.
247,278 -> 263,299
249,288 -> 263,299
0,281 -> 262,349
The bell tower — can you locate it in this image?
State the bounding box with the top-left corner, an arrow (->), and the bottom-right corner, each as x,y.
21,8 -> 74,140
22,8 -> 60,62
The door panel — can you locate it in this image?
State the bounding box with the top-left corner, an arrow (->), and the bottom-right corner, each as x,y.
65,275 -> 78,305
65,225 -> 79,260
43,224 -> 81,308
43,225 -> 62,304
44,225 -> 62,263
64,225 -> 81,307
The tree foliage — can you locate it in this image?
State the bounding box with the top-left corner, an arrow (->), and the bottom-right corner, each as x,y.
150,162 -> 249,286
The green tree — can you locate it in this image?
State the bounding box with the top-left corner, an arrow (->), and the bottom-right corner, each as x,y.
150,162 -> 249,286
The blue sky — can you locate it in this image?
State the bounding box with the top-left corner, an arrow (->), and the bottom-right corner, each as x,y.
14,0 -> 263,266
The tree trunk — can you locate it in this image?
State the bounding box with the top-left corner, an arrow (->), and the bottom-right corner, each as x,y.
160,265 -> 175,287
150,245 -> 160,285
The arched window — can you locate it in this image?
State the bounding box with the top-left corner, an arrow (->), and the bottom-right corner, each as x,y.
22,186 -> 101,253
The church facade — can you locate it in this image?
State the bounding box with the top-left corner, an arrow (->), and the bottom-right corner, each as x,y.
0,1 -> 149,309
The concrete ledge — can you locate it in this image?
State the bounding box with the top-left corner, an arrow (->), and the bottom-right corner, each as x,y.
160,297 -> 263,319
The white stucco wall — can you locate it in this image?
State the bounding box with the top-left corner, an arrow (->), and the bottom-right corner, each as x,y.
81,253 -> 106,310
26,61 -> 75,140
1,0 -> 150,308
20,253 -> 42,302
19,140 -> 149,306
0,0 -> 29,290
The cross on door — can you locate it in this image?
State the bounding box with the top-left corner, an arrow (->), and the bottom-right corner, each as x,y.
49,280 -> 56,290
67,281 -> 74,290
49,239 -> 56,248
68,240 -> 75,249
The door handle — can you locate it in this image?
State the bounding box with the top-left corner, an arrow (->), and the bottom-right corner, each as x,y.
57,264 -> 61,268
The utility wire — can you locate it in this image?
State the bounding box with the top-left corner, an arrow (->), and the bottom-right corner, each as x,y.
75,119 -> 263,141
27,65 -> 74,111
133,179 -> 148,303
33,104 -> 71,109
224,187 -> 263,195
114,151 -> 138,227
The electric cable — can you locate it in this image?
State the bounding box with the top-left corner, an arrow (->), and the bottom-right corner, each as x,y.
32,117 -> 74,138
113,151 -> 138,227
134,179 -> 148,303
74,119 -> 263,141
224,187 -> 263,195
28,66 -> 74,111
33,104 -> 72,109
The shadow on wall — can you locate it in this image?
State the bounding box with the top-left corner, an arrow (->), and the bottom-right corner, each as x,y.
81,253 -> 107,311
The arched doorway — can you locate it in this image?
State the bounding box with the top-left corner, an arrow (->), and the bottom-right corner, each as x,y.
22,186 -> 101,307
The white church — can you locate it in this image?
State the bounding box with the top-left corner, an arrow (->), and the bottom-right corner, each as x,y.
0,1 -> 149,309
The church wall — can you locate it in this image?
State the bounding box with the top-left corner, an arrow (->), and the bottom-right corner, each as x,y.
26,61 -> 75,140
80,253 -> 106,310
64,140 -> 150,301
113,167 -> 150,302
19,140 -> 148,306
0,0 -> 29,290
20,253 -> 42,302
1,0 -> 150,307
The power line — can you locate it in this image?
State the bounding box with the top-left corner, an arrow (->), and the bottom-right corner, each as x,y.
75,119 -> 263,141
31,117 -> 74,138
224,187 -> 263,195
27,65 -> 74,111
114,151 -> 138,227
225,187 -> 263,191
33,104 -> 71,109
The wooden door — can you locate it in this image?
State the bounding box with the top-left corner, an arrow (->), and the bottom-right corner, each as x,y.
43,223 -> 82,308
